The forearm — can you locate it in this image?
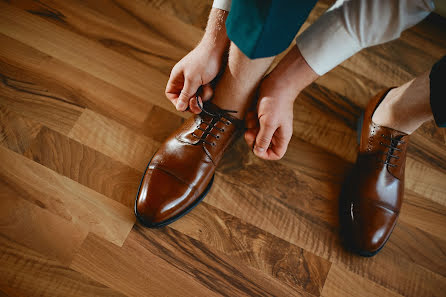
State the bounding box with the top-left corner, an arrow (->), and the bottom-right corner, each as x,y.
200,8 -> 230,56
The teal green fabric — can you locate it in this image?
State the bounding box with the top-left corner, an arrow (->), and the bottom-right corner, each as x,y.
226,0 -> 317,59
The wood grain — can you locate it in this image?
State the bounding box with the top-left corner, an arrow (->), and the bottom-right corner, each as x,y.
132,225 -> 314,297
0,235 -> 126,297
0,1 -> 192,119
0,105 -> 41,154
321,265 -> 403,297
0,58 -> 83,135
69,109 -> 160,172
71,233 -> 224,297
0,179 -> 87,265
24,126 -> 142,208
0,145 -> 135,246
0,33 -> 153,130
170,201 -> 331,296
206,160 -> 446,296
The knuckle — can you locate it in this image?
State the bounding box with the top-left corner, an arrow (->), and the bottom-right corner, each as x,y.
256,136 -> 270,146
180,89 -> 193,99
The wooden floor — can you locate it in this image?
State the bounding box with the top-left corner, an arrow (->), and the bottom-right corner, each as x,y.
1,0 -> 445,296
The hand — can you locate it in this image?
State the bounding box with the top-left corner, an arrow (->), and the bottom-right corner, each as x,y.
244,46 -> 319,160
165,42 -> 223,114
244,75 -> 294,160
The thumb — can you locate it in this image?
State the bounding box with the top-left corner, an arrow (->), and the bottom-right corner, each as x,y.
177,77 -> 200,111
254,120 -> 276,157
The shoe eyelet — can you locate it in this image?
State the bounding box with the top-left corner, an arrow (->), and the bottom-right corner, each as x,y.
216,135 -> 220,139
212,143 -> 216,146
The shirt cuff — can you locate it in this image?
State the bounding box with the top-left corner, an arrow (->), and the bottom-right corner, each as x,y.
213,0 -> 232,11
296,8 -> 361,76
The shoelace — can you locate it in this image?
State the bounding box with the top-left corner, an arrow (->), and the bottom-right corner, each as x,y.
379,134 -> 405,167
191,99 -> 237,147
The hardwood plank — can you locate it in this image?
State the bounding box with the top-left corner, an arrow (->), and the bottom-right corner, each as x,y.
69,109 -> 160,172
294,84 -> 359,163
24,126 -> 142,208
0,105 -> 41,154
0,59 -> 83,135
139,105 -> 185,143
0,178 -> 88,265
321,265 -> 403,297
0,286 -> 25,297
0,1 -> 187,118
400,190 -> 446,240
409,121 -> 446,173
385,221 -> 446,277
170,201 -> 331,296
280,133 -> 353,185
0,145 -> 135,246
70,233 -> 224,297
0,33 -> 153,130
133,225 -> 314,296
0,234 -> 126,297
405,158 -> 446,207
8,0 -> 193,76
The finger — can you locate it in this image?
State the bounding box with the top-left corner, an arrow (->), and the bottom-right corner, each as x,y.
177,77 -> 200,111
244,128 -> 258,148
165,67 -> 182,104
254,120 -> 277,157
189,96 -> 202,114
265,126 -> 292,160
201,83 -> 214,102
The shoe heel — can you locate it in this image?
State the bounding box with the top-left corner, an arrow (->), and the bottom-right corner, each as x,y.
356,112 -> 364,144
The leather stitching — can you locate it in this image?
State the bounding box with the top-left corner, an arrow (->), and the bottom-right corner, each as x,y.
360,196 -> 399,215
148,164 -> 199,194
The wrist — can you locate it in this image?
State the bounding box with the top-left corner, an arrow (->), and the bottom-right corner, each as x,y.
269,45 -> 319,100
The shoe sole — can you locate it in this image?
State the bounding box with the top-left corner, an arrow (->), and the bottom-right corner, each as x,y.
134,154 -> 215,228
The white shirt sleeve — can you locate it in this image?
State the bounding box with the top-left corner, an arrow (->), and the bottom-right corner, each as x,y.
213,0 -> 232,11
296,0 -> 435,75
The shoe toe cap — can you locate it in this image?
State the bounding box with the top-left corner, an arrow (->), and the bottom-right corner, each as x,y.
135,168 -> 196,227
343,200 -> 398,256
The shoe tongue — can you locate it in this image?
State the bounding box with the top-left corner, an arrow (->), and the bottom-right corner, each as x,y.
202,101 -> 222,114
378,125 -> 409,144
202,101 -> 244,128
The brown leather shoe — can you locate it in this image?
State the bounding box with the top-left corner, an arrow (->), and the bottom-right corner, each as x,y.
135,101 -> 243,228
339,89 -> 409,257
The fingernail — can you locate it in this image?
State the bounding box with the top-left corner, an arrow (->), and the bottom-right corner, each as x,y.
176,102 -> 186,110
254,146 -> 265,153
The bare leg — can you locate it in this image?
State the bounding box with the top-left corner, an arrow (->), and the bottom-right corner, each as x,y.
372,71 -> 433,134
212,42 -> 275,119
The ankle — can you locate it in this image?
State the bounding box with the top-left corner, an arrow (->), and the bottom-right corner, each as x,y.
372,86 -> 428,134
